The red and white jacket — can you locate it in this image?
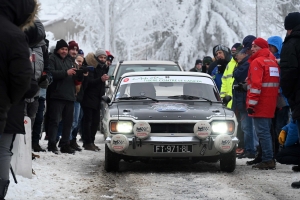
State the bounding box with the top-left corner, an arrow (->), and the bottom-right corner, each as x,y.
246,48 -> 280,118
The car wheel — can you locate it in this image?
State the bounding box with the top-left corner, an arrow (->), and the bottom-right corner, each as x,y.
219,145 -> 236,172
105,144 -> 120,172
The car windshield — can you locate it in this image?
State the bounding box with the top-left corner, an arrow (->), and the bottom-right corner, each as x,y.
113,64 -> 181,86
114,75 -> 220,102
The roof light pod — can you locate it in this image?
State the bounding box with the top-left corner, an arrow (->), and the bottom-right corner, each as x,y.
133,121 -> 151,140
111,134 -> 129,152
193,121 -> 211,139
214,134 -> 233,153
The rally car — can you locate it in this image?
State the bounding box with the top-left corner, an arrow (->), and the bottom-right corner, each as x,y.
102,71 -> 239,172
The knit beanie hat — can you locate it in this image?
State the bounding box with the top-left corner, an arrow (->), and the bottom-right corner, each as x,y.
95,48 -> 107,57
284,12 -> 300,30
252,38 -> 268,49
231,43 -> 242,51
78,49 -> 84,55
106,50 -> 114,62
195,59 -> 202,65
55,39 -> 68,51
242,35 -> 256,50
68,40 -> 79,51
203,56 -> 213,64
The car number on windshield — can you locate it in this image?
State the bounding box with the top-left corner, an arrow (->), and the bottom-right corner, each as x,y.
154,145 -> 193,153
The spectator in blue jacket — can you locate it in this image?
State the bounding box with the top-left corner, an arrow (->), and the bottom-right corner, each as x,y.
232,48 -> 258,159
211,44 -> 231,91
275,120 -> 300,171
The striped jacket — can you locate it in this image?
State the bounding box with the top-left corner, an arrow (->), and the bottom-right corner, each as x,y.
246,48 -> 280,118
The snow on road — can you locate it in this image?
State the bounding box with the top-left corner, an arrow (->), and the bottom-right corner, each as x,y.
6,133 -> 300,200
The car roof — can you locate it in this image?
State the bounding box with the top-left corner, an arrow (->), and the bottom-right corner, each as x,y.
121,71 -> 212,78
119,60 -> 178,65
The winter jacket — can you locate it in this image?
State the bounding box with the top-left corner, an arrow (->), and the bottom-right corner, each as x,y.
0,0 -> 38,134
208,60 -> 218,76
220,58 -> 237,108
81,53 -> 108,110
246,48 -> 280,118
189,67 -> 202,72
267,36 -> 289,108
231,55 -> 250,112
211,66 -> 223,92
48,53 -> 76,102
281,120 -> 299,147
280,24 -> 300,120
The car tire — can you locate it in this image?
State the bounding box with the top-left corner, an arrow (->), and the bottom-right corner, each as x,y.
105,144 -> 120,172
219,145 -> 236,172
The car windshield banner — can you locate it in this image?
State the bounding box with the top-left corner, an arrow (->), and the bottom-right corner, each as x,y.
120,76 -> 214,86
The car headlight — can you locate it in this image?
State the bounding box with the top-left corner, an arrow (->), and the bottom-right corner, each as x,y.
110,121 -> 133,134
211,121 -> 234,135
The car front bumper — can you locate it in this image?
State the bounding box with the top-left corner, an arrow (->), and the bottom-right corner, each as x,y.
105,136 -> 239,157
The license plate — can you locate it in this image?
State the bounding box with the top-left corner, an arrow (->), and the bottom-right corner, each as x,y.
154,145 -> 193,153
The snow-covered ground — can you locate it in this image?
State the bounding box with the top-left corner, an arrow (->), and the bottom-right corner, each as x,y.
6,132 -> 300,200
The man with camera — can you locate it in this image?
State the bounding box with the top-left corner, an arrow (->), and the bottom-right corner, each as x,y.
81,49 -> 109,151
47,39 -> 78,154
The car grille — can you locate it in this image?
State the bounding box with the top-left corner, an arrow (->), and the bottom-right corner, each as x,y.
149,123 -> 194,133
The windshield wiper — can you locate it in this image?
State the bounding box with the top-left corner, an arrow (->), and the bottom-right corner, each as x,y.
168,95 -> 212,104
117,96 -> 159,102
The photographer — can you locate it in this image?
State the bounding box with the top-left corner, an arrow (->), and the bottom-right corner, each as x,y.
81,49 -> 109,151
47,39 -> 78,154
232,48 -> 258,159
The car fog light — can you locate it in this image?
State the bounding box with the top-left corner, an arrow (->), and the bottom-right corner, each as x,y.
133,121 -> 151,139
111,134 -> 129,152
193,121 -> 211,139
214,134 -> 233,153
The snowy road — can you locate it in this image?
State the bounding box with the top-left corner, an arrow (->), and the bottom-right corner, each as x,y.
6,133 -> 300,200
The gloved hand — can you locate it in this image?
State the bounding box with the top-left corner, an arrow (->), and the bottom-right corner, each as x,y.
278,130 -> 287,145
39,79 -> 49,89
239,82 -> 247,92
247,106 -> 255,114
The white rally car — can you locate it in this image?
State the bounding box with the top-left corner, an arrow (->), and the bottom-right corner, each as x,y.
102,71 -> 239,172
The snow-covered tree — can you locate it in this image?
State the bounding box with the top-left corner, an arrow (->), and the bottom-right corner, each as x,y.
39,0 -> 300,70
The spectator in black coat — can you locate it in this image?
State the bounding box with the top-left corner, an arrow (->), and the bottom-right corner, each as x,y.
81,49 -> 109,151
189,59 -> 203,72
47,39 -> 77,154
0,0 -> 38,198
279,11 -> 300,189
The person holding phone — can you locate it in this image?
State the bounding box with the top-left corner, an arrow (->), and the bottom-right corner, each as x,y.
81,49 -> 109,151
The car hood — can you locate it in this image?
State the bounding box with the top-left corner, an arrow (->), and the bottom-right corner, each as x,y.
110,102 -> 228,120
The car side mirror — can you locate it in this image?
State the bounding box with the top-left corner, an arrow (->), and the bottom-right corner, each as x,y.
222,95 -> 232,106
102,96 -> 111,104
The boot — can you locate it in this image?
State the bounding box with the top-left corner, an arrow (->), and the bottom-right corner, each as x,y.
60,144 -> 75,154
47,142 -> 58,154
93,143 -> 101,151
291,181 -> 300,188
0,179 -> 9,200
70,139 -> 82,151
252,159 -> 276,170
84,143 -> 97,151
292,165 -> 300,172
246,144 -> 262,165
32,143 -> 46,152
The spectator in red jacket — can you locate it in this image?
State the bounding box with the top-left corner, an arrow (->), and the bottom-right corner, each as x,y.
246,38 -> 280,170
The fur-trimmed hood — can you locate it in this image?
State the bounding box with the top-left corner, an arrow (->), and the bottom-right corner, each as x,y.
0,0 -> 39,30
85,52 -> 99,68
